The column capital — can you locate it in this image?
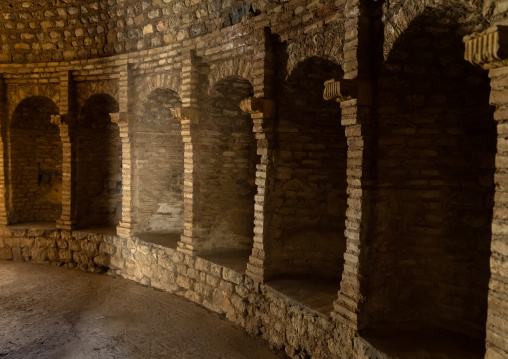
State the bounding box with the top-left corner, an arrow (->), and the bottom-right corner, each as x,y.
50,114 -> 75,127
110,112 -> 132,126
323,79 -> 358,102
240,97 -> 275,118
464,25 -> 508,69
170,107 -> 200,123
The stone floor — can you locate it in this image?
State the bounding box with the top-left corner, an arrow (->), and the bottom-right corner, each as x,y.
0,261 -> 287,359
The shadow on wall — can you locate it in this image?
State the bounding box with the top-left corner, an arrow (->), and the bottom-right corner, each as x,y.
267,56 -> 347,282
366,7 -> 495,353
76,94 -> 121,229
199,76 -> 257,252
9,96 -> 62,224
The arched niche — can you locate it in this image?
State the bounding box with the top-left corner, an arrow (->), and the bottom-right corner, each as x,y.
133,88 -> 183,243
269,57 -> 347,281
261,57 -> 347,315
76,94 -> 121,230
365,8 -> 494,355
198,76 -> 257,260
9,96 -> 62,224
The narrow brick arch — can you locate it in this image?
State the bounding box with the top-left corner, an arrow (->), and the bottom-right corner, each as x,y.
9,96 -> 62,224
207,57 -> 253,95
135,72 -> 181,105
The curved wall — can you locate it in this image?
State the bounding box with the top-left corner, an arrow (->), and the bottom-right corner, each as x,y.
0,0 -> 339,63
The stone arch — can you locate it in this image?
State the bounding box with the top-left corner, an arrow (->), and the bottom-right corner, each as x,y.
266,56 -> 347,282
285,25 -> 344,77
382,0 -> 488,59
135,72 -> 181,105
76,93 -> 121,229
366,6 -> 496,355
207,58 -> 254,94
9,96 -> 62,224
198,75 -> 257,254
8,85 -> 59,120
133,88 -> 184,235
76,80 -> 119,111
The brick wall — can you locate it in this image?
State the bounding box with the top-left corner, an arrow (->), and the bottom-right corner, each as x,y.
0,0 -> 342,63
9,96 -> 62,223
367,12 -> 495,341
198,76 -> 256,251
266,57 -> 347,280
133,88 -> 184,234
76,93 -> 121,228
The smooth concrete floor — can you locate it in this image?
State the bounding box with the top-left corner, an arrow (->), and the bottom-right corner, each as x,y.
0,261 -> 287,359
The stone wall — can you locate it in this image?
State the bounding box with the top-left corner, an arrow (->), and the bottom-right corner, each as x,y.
132,88 -> 183,234
1,1 -> 508,359
76,93 -> 121,228
9,96 -> 62,224
198,76 -> 256,251
266,57 -> 347,280
367,9 -> 496,343
0,228 -> 381,359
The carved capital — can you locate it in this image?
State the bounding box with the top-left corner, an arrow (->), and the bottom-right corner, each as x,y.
240,98 -> 275,118
110,112 -> 131,126
323,79 -> 358,102
50,114 -> 75,127
464,25 -> 508,69
171,107 -> 200,123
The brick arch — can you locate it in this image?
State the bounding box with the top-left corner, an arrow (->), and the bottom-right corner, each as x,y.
8,84 -> 59,121
286,28 -> 344,78
9,95 -> 62,224
207,57 -> 253,94
135,72 -> 181,104
76,80 -> 119,110
382,0 -> 487,59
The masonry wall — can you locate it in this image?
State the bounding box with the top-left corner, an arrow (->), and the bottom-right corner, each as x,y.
9,96 -> 62,224
132,86 -> 184,234
265,57 -> 347,280
0,1 -> 505,359
197,76 -> 256,251
0,0 -> 342,63
76,93 -> 121,228
0,229 -> 382,358
367,11 -> 495,342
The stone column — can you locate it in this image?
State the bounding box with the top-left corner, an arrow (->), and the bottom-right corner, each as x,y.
241,98 -> 275,283
171,107 -> 201,255
464,25 -> 508,359
0,74 -> 8,225
323,78 -> 374,331
52,114 -> 76,230
110,112 -> 134,239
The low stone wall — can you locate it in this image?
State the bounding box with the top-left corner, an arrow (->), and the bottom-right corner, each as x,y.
0,227 -> 382,359
0,226 -> 113,273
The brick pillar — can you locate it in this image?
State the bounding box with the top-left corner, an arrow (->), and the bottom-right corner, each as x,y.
111,112 -> 134,239
0,74 -> 8,225
318,0 -> 377,331
464,25 -> 508,359
52,114 -> 76,230
171,108 -> 201,255
240,98 -> 275,283
111,65 -> 135,239
170,50 -> 203,255
54,71 -> 77,230
323,79 -> 373,331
